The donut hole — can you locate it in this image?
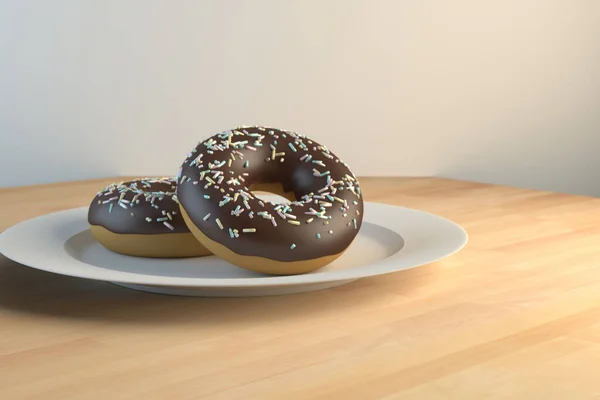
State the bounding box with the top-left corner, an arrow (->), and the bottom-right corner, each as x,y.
245,162 -> 317,204
248,182 -> 296,203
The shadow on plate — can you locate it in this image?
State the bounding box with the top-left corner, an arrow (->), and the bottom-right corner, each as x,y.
63,222 -> 404,278
0,253 -> 436,327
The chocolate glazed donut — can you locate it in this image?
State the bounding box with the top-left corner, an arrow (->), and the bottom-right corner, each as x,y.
177,126 -> 364,275
88,177 -> 211,258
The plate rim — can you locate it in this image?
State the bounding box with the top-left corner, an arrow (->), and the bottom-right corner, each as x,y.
0,203 -> 468,287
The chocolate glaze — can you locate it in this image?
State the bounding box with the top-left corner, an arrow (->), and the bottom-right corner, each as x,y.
177,126 -> 364,262
88,178 -> 189,234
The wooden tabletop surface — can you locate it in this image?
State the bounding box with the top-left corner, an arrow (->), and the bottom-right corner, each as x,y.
1,177 -> 599,400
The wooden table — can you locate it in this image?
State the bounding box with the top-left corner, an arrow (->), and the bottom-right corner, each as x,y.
1,177 -> 599,400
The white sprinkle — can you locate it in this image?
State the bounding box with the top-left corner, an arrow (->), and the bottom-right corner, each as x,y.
203,213 -> 211,221
285,214 -> 296,219
164,222 -> 174,230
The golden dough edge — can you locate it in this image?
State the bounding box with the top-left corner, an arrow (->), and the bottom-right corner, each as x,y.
180,206 -> 345,275
89,225 -> 212,258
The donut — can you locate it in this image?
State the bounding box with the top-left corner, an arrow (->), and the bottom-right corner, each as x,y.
88,177 -> 211,258
176,126 -> 364,275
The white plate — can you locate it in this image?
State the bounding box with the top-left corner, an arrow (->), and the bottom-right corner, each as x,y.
0,201 -> 467,297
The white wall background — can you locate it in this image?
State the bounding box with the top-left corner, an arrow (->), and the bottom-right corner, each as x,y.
2,0 -> 600,196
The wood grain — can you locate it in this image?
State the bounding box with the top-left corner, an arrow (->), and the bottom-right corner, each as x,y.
1,177 -> 599,400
